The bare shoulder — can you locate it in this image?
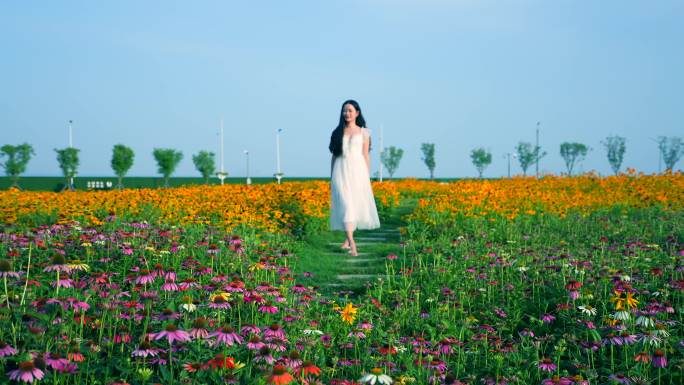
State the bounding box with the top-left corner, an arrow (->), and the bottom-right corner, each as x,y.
363,127 -> 372,137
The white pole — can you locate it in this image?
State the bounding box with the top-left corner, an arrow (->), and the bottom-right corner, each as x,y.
379,124 -> 384,182
68,120 -> 73,190
220,118 -> 224,174
275,128 -> 283,184
535,121 -> 540,178
276,129 -> 281,174
244,150 -> 251,185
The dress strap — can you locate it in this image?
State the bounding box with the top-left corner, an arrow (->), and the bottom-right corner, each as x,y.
362,128 -> 371,139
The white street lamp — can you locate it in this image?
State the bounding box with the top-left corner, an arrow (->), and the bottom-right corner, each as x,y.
274,128 -> 284,184
244,150 -> 251,185
216,118 -> 228,185
535,121 -> 540,178
68,120 -> 74,190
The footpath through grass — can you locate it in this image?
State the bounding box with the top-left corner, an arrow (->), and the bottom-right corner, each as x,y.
293,199 -> 417,298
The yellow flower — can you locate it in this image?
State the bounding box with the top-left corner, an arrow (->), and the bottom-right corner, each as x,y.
609,291 -> 625,310
625,292 -> 639,309
210,292 -> 231,302
340,302 -> 357,324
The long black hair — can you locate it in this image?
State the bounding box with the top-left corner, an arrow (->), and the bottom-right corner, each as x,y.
328,99 -> 370,157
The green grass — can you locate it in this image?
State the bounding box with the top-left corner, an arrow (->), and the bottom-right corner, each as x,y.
292,199 -> 416,298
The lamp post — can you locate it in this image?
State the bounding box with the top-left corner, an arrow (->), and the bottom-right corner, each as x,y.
216,118 -> 228,185
379,124 -> 384,182
244,150 -> 251,185
504,153 -> 511,178
68,120 -> 74,190
535,121 -> 540,178
274,128 -> 284,184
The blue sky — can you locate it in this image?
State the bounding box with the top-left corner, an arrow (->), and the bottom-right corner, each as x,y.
1,0 -> 682,178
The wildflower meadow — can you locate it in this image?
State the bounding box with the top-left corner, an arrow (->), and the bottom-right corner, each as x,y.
0,173 -> 682,385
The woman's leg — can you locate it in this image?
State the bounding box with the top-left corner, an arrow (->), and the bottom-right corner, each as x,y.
344,222 -> 357,256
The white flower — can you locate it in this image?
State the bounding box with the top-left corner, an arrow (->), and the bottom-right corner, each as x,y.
578,305 -> 597,316
180,303 -> 197,313
620,275 -> 631,282
635,316 -> 655,328
517,266 -> 529,272
360,368 -> 393,385
613,310 -> 631,321
303,329 -> 323,335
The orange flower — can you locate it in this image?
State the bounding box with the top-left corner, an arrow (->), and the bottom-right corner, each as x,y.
267,365 -> 294,385
298,360 -> 321,376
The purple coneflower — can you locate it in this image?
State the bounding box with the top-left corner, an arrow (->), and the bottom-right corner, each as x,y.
135,270 -> 155,285
285,350 -> 303,369
209,326 -> 244,346
265,323 -> 286,339
253,346 -> 275,365
189,317 -> 210,340
652,349 -> 667,368
43,254 -> 70,272
426,359 -> 447,372
208,296 -> 231,309
541,314 -> 556,323
8,361 -> 45,383
541,376 -> 572,385
131,339 -> 161,357
155,308 -> 180,321
538,358 -> 557,372
247,335 -> 265,350
259,302 -> 279,314
603,333 -> 624,346
44,352 -> 69,370
0,340 -> 18,357
152,324 -> 191,344
161,279 -> 179,292
241,324 -> 261,336
0,259 -> 20,278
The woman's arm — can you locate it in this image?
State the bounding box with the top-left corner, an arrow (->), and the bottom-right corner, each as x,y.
362,135 -> 371,173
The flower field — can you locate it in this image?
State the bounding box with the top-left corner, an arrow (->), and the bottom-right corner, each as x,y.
0,174 -> 683,384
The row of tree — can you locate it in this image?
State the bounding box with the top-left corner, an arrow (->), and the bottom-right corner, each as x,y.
1,136 -> 682,189
0,144 -> 215,190
378,136 -> 683,179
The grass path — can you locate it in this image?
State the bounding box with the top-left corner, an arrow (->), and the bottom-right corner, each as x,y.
293,199 -> 417,297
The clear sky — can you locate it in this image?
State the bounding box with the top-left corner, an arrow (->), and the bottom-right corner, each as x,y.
2,0 -> 682,178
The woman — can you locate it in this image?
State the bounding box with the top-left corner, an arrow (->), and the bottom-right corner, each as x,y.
329,100 -> 381,256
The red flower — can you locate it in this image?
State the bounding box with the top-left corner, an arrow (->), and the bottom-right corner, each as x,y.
267,365 -> 294,385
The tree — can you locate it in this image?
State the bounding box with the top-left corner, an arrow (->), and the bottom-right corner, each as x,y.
380,146 -> 404,180
153,148 -> 183,187
420,143 -> 436,179
657,136 -> 684,172
515,142 -> 546,176
111,144 -> 135,189
470,147 -> 492,178
559,142 -> 589,176
192,150 -> 216,184
0,143 -> 34,189
601,136 -> 626,175
55,147 -> 80,191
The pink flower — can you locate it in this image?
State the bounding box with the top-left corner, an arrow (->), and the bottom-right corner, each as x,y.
652,349 -> 667,368
538,358 -> 557,372
152,324 -> 191,344
209,326 -> 244,346
8,361 -> 45,383
0,340 -> 18,357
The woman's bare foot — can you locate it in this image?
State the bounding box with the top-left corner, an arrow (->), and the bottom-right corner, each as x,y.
348,241 -> 358,256
341,240 -> 350,250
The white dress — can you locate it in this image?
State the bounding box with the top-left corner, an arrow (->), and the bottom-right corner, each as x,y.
330,128 -> 381,231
